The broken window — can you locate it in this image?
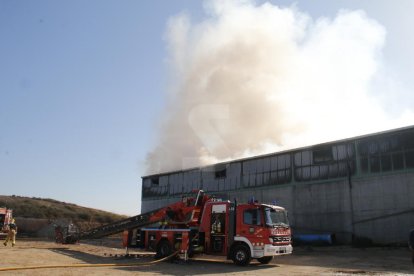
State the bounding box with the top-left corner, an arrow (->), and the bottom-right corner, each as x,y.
215,168 -> 227,179
151,177 -> 159,186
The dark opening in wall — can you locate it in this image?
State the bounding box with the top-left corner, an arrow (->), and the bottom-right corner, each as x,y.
151,177 -> 159,185
215,168 -> 227,179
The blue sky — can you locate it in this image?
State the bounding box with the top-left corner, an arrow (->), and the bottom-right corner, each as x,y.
1,0 -> 413,216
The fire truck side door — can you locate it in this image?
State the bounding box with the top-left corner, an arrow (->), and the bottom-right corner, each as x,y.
240,208 -> 263,243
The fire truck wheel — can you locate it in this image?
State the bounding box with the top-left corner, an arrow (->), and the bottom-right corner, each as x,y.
257,256 -> 273,264
155,240 -> 172,259
231,244 -> 251,266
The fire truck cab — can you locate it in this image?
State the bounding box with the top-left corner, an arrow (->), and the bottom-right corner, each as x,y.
198,199 -> 292,265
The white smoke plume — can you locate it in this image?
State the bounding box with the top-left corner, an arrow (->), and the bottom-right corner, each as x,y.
145,0 -> 414,174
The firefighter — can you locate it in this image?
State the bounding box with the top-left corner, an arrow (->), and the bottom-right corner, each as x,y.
3,218 -> 17,247
409,228 -> 414,265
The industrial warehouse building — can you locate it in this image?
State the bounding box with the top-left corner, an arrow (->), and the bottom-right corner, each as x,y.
141,126 -> 414,244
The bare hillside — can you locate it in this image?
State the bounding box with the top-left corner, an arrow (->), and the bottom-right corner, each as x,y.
0,195 -> 128,233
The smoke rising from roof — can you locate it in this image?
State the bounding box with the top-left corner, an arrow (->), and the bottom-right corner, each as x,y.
145,0 -> 414,174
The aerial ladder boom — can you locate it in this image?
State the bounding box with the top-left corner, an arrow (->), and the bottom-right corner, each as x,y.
78,207 -> 166,240
59,190 -> 208,243
58,207 -> 167,243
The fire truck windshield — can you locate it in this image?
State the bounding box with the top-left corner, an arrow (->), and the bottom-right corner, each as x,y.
264,208 -> 289,227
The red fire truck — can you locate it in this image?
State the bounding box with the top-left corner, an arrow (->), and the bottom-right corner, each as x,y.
0,207 -> 13,238
124,190 -> 292,265
62,190 -> 292,266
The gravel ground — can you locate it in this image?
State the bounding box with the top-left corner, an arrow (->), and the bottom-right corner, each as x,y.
0,239 -> 413,275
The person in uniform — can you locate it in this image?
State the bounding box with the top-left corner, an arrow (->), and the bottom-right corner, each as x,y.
3,218 -> 17,247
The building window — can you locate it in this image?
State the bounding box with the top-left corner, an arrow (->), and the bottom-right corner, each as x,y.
357,130 -> 414,174
370,156 -> 380,173
392,153 -> 404,170
381,155 -> 392,171
294,144 -> 355,182
360,157 -> 369,173
358,130 -> 414,173
142,177 -> 168,198
313,146 -> 333,164
405,151 -> 414,168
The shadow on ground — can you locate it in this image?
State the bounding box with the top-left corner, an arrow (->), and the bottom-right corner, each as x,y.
50,248 -> 274,275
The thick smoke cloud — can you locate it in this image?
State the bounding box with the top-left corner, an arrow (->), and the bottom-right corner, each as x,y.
145,0 -> 414,174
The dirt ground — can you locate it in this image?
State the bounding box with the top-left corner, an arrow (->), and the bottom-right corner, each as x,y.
1,239 -> 413,275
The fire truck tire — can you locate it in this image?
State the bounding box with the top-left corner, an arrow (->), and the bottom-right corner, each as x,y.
155,240 -> 172,259
231,244 -> 251,266
257,256 -> 273,264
